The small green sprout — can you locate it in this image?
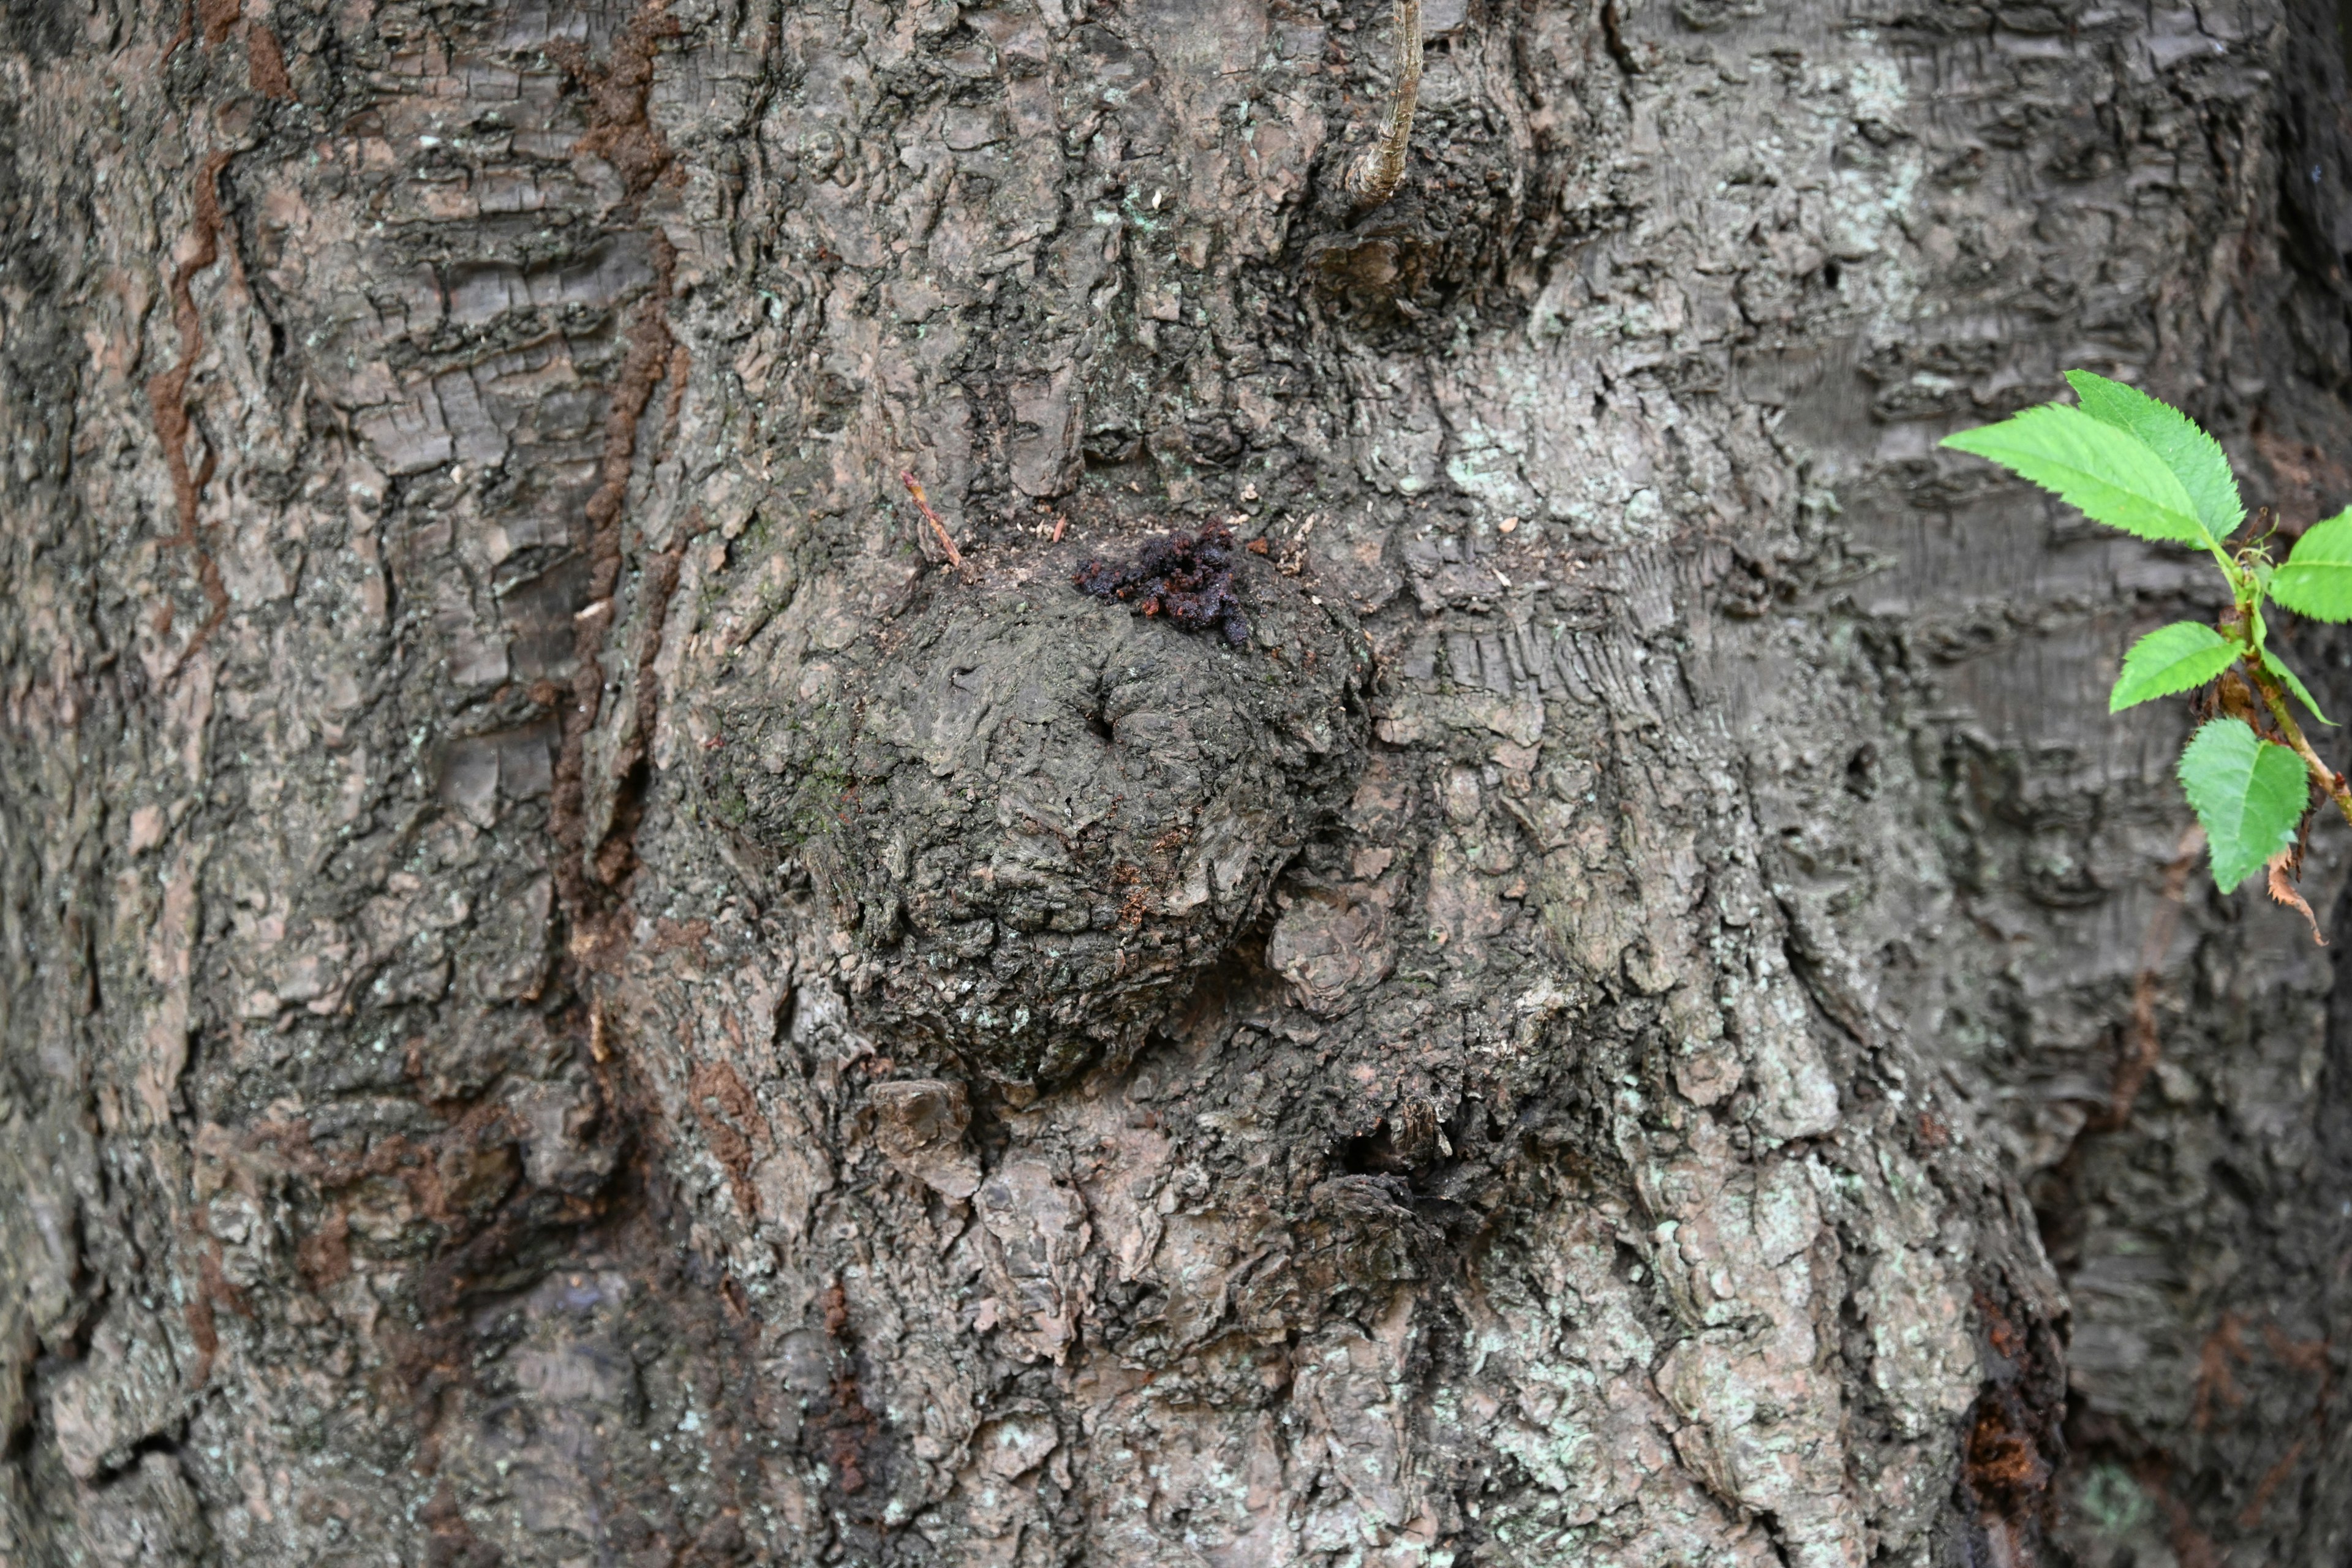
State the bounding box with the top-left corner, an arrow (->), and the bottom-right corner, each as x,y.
1945,371 -> 2352,900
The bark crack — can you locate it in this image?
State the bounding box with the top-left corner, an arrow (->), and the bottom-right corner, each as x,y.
145,148 -> 234,663
544,0 -> 687,940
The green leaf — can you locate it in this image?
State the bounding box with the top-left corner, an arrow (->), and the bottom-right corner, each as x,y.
1941,404 -> 2209,546
2109,622 -> 2241,712
2268,507 -> 2352,622
2064,371 -> 2245,544
2260,647 -> 2333,726
2177,718 -> 2309,892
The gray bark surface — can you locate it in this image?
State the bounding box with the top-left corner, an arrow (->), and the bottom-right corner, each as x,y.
3,0 -> 2351,1562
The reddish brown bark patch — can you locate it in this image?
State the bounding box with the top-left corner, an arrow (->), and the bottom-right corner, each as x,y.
195,0 -> 238,46
1957,1284 -> 2066,1557
546,0 -> 680,197
246,22 -> 291,98
813,1280 -> 886,1506
688,1060 -> 769,1220
295,1206 -> 352,1288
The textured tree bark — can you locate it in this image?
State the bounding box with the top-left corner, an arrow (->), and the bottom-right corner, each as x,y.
4,0 -> 2352,1562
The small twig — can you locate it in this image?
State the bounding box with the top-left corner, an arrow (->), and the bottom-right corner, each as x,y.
2241,655 -> 2352,827
900,470 -> 963,568
1346,0 -> 1423,209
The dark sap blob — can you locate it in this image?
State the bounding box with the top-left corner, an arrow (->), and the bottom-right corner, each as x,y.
1072,521 -> 1251,646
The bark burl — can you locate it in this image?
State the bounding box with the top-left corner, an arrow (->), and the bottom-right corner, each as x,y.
4,0 -> 2352,1564
709,531 -> 1371,1088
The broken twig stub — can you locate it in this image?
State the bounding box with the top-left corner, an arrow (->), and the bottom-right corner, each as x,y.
1345,0 -> 1423,209
900,469 -> 964,568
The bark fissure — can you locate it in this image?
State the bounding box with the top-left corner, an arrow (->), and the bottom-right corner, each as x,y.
144,148 -> 235,660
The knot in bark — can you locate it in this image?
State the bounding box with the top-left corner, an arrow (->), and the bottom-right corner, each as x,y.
714,545 -> 1372,1086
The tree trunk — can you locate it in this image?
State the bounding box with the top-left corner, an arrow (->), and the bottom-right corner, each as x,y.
4,0 -> 2351,1561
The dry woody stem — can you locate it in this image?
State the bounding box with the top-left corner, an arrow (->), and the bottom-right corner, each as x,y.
2245,658 -> 2352,826
900,470 -> 964,567
1346,0 -> 1422,208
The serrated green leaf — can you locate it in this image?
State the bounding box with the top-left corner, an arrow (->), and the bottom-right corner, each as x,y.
2268,507 -> 2352,622
2177,718 -> 2309,892
1942,404 -> 2209,546
2260,647 -> 2333,726
2109,622 -> 2241,712
2065,370 -> 2245,544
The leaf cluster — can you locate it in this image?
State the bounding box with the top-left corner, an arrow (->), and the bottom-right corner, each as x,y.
1945,372 -> 2352,895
